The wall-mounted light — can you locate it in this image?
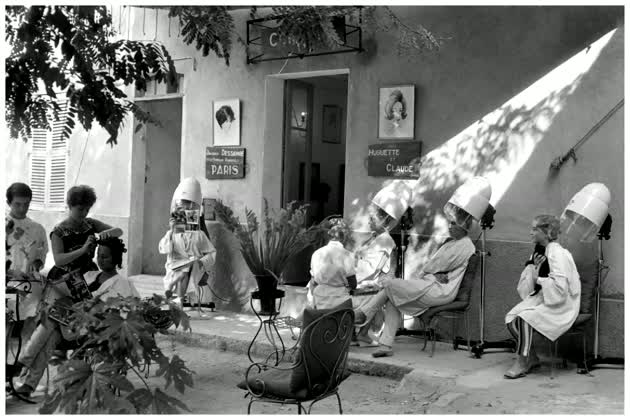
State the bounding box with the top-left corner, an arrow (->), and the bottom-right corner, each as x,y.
300,112 -> 307,127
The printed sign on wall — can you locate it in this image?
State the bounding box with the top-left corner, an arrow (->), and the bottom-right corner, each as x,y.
367,142 -> 422,179
205,147 -> 246,179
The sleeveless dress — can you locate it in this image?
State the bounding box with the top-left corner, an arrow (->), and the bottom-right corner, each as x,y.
47,218 -> 100,280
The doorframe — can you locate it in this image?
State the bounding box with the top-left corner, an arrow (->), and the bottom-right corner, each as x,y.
128,96 -> 185,276
261,68 -> 350,217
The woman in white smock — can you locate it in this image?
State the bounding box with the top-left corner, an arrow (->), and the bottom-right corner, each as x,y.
504,214 -> 580,379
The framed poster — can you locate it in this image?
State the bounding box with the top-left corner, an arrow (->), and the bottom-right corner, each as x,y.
378,85 -> 415,140
213,98 -> 240,146
322,105 -> 342,144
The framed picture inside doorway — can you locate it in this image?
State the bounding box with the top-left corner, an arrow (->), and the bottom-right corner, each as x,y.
378,85 -> 415,140
213,98 -> 240,146
322,105 -> 342,144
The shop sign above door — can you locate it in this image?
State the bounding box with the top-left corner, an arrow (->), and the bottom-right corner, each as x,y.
206,147 -> 246,179
246,13 -> 363,64
367,142 -> 422,179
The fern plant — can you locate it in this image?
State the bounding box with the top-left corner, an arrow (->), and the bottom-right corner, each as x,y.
214,199 -> 328,282
38,294 -> 194,414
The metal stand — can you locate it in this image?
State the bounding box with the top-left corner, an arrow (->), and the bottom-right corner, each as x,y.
247,289 -> 286,367
578,215 -> 623,373
5,280 -> 36,404
470,205 -> 517,358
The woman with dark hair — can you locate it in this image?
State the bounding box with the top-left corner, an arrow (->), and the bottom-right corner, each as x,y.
383,90 -> 407,127
503,214 -> 581,379
47,185 -> 123,280
83,237 -> 140,300
215,105 -> 235,130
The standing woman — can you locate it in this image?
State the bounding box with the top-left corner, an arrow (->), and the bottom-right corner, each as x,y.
47,185 -> 122,281
504,214 -> 581,379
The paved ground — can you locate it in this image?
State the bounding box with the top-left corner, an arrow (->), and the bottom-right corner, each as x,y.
5,308 -> 625,415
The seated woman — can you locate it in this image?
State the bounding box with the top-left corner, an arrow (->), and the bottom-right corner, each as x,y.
306,219 -> 357,310
352,205 -> 398,347
503,215 -> 581,379
354,205 -> 476,358
15,185 -> 123,397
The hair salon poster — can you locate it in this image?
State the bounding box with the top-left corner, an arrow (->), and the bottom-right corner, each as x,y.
206,147 -> 246,179
367,142 -> 422,179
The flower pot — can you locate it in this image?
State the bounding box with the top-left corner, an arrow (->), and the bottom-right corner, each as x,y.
254,274 -> 278,314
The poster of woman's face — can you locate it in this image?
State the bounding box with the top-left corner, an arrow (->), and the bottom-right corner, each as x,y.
213,98 -> 240,146
378,85 -> 414,139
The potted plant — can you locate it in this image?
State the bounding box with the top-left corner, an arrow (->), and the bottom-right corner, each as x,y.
214,199 -> 328,313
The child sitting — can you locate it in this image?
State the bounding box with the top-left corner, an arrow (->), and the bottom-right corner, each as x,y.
306,218 -> 357,310
83,237 -> 140,300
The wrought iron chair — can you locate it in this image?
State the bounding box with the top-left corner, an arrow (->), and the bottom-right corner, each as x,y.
238,302 -> 354,414
415,253 -> 479,357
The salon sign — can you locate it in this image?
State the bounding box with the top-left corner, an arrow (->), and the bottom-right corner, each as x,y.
367,142 -> 422,179
205,147 -> 246,179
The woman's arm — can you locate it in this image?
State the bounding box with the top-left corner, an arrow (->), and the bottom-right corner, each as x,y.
536,247 -> 570,306
50,232 -> 93,267
90,218 -> 123,239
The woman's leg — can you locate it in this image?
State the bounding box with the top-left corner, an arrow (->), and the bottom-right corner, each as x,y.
505,317 -> 534,378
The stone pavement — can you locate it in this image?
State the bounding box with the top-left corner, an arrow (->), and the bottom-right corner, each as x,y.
130,274 -> 625,413
165,309 -> 622,386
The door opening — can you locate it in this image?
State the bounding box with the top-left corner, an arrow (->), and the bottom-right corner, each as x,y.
281,74 -> 349,286
139,98 -> 183,275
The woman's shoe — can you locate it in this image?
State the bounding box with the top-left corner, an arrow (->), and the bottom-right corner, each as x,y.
371,345 -> 394,358
504,364 -> 529,379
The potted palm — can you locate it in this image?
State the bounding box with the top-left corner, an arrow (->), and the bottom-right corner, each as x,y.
214,199 -> 328,313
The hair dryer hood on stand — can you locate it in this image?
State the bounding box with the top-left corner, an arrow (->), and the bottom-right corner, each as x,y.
444,176 -> 492,227
371,180 -> 414,225
561,183 -> 611,243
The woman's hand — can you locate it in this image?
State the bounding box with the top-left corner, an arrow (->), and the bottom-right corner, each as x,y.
533,253 -> 547,274
82,235 -> 97,255
169,217 -> 177,231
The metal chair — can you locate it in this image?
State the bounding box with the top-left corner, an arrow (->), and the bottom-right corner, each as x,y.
416,253 -> 479,357
544,265 -> 597,379
238,304 -> 354,414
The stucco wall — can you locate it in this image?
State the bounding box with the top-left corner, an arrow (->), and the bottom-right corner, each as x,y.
120,8 -> 623,357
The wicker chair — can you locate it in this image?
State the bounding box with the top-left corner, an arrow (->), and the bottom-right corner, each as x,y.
238,301 -> 354,414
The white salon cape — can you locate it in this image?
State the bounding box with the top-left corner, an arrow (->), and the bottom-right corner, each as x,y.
307,240 -> 356,310
505,242 -> 581,341
381,236 -> 475,316
84,271 -> 141,300
352,232 -> 397,327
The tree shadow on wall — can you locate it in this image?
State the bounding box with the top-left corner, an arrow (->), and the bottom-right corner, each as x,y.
395,77 -> 582,274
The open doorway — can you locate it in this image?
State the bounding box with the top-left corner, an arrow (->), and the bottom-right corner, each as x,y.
281,74 -> 349,285
138,98 -> 183,275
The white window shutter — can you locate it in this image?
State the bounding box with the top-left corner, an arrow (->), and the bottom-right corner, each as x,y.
30,155 -> 47,205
